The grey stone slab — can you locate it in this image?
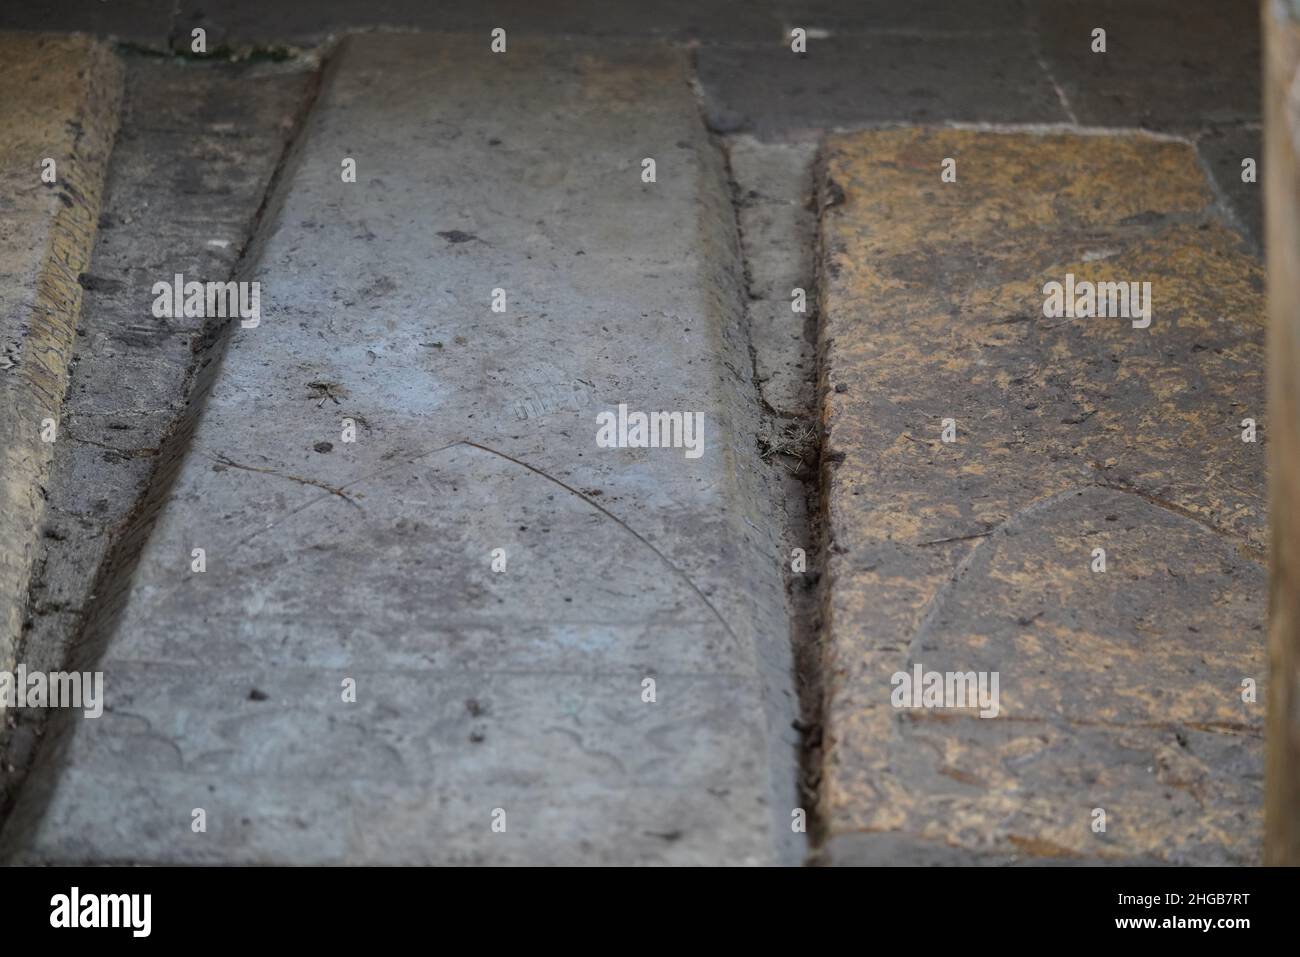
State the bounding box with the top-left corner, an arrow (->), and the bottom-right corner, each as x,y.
178,0 -> 781,48
3,34 -> 800,865
5,0 -> 1033,49
61,666 -> 768,792
727,137 -> 818,419
1198,124 -> 1264,252
15,766 -> 773,864
0,57 -> 311,825
1032,0 -> 1260,129
101,447 -> 746,675
101,131 -> 289,227
697,34 -> 1068,139
730,138 -> 818,302
0,33 -> 121,695
0,0 -> 172,45
769,0 -> 1032,36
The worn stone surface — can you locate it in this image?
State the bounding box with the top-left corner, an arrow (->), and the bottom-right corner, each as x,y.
697,34 -> 1067,140
176,0 -> 780,49
2,34 -> 799,865
815,128 -> 1266,864
0,1 -> 172,45
0,34 -> 122,686
0,57 -> 315,826
4,0 -> 1034,49
6,2 -> 1264,143
724,135 -> 824,817
1198,124 -> 1265,252
173,0 -> 1036,49
1032,0 -> 1260,130
0,5 -> 1271,869
766,0 -> 1034,36
728,136 -> 819,418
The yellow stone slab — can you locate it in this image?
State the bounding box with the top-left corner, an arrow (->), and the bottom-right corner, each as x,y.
816,128 -> 1266,864
0,35 -> 123,678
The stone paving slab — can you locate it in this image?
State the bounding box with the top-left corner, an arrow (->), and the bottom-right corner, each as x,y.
179,0 -> 780,47
0,34 -> 122,688
0,57 -> 314,824
1197,124 -> 1264,252
697,33 -> 1068,139
2,34 -> 799,865
0,2 -> 172,46
1031,0 -> 1260,130
727,136 -> 819,418
815,128 -> 1266,864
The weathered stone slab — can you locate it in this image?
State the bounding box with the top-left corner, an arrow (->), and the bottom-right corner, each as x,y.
3,34 -> 798,865
0,57 -> 314,826
0,34 -> 121,688
816,128 -> 1266,864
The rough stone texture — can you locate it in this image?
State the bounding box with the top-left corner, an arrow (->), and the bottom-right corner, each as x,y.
1197,124 -> 1265,252
0,34 -> 122,685
3,0 -> 1035,49
171,0 -> 1036,49
767,0 -> 1034,36
176,0 -> 781,49
0,1 -> 172,45
728,136 -> 819,418
697,34 -> 1068,140
0,4 -> 1271,869
2,34 -> 799,865
724,135 -> 824,821
1031,0 -> 1260,131
0,57 -> 315,828
815,128 -> 1266,864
